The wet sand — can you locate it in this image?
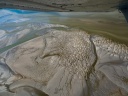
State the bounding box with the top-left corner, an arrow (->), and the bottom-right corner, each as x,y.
0,11 -> 128,96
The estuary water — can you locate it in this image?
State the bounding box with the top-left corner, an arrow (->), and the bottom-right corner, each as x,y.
0,9 -> 69,54
0,9 -> 128,53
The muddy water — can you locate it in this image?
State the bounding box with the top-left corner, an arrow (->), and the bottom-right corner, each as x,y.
49,11 -> 128,45
0,10 -> 128,52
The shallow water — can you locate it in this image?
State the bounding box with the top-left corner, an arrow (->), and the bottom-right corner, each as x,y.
0,9 -> 128,52
0,9 -> 69,53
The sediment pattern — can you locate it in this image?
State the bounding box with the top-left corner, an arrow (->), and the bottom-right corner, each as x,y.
91,35 -> 128,61
0,29 -> 128,96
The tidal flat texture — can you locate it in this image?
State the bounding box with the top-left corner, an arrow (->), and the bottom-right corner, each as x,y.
0,10 -> 128,96
0,29 -> 128,96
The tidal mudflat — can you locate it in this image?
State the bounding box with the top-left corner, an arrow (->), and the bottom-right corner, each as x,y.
0,11 -> 128,96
